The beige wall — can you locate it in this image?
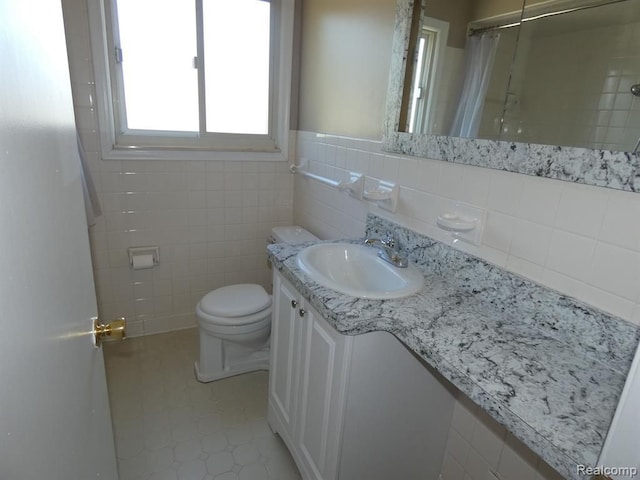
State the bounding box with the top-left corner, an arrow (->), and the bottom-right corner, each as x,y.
297,0 -> 396,140
473,0 -> 557,21
472,0 -> 524,20
427,0 -> 475,48
294,0 -> 526,140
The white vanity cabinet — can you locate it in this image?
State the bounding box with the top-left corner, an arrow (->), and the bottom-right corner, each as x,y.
268,270 -> 456,480
269,270 -> 350,479
268,272 -> 301,447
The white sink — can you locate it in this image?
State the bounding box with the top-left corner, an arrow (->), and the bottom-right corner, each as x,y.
296,243 -> 424,300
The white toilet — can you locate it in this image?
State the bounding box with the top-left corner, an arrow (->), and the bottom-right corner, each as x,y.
194,226 -> 318,383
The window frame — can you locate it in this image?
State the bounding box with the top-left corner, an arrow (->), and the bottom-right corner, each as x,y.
408,17 -> 449,134
88,0 -> 294,161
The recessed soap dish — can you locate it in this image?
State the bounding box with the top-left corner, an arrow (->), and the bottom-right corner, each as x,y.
435,202 -> 485,246
363,188 -> 392,201
363,177 -> 399,213
436,213 -> 477,232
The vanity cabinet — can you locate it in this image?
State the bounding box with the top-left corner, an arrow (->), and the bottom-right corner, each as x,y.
269,270 -> 350,479
268,273 -> 301,445
268,270 -> 455,480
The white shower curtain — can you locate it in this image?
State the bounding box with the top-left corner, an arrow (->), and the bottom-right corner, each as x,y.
449,33 -> 500,138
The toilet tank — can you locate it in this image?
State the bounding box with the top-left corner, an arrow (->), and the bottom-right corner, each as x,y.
269,226 -> 318,245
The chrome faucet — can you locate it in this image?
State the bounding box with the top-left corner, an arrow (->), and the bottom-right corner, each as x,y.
363,233 -> 408,268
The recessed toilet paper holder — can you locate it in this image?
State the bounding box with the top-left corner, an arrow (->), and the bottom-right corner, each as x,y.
128,246 -> 160,267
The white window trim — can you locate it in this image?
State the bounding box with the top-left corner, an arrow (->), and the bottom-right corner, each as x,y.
87,0 -> 294,161
409,17 -> 449,134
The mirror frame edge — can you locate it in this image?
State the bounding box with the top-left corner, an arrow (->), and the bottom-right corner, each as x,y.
381,0 -> 640,193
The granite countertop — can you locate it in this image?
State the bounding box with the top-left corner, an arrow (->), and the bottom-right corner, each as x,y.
267,214 -> 640,480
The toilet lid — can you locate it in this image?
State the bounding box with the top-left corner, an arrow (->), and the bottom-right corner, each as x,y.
199,284 -> 272,318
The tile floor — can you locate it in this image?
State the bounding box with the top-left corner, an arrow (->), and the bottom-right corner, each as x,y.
104,328 -> 301,480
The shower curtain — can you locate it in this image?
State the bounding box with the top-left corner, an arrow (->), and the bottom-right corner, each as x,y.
449,32 -> 500,138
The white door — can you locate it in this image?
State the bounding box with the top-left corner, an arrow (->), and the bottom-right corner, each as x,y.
0,1 -> 119,479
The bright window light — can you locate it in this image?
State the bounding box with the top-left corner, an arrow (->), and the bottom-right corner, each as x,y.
203,0 -> 270,134
88,0 -> 293,157
117,0 -> 199,132
115,0 -> 270,135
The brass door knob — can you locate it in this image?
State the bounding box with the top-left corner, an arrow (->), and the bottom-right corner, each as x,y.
93,317 -> 126,347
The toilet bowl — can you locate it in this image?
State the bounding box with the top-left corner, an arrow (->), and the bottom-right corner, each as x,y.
194,226 -> 318,383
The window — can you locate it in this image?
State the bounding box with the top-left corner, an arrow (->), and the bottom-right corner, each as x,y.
407,17 -> 449,135
88,0 -> 294,160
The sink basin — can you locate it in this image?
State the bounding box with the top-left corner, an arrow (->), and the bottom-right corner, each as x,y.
296,243 -> 424,299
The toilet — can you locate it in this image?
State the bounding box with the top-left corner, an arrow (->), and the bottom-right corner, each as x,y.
194,226 -> 318,383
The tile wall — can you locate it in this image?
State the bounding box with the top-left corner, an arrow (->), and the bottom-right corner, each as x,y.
293,130 -> 640,326
62,0 -> 293,337
503,18 -> 640,151
441,394 -> 563,480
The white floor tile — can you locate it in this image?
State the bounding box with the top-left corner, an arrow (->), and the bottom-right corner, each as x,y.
104,328 -> 301,480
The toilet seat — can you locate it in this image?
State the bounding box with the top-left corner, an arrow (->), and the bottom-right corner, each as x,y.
196,284 -> 272,336
198,284 -> 271,320
197,305 -> 272,335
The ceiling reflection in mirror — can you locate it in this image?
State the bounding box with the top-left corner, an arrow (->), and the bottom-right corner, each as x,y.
400,0 -> 640,154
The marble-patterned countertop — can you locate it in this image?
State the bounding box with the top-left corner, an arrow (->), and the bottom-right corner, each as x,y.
267,214 -> 640,480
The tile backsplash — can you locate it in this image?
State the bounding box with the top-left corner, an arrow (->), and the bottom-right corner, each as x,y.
293,130 -> 640,327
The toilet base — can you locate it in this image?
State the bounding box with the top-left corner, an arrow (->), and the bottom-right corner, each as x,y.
194,333 -> 270,383
194,352 -> 269,383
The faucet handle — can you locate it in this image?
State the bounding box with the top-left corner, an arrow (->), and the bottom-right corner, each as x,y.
382,232 -> 395,248
363,232 -> 396,248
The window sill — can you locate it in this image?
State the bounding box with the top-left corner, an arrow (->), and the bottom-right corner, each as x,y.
100,143 -> 290,162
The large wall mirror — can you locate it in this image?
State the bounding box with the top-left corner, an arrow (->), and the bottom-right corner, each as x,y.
383,0 -> 640,192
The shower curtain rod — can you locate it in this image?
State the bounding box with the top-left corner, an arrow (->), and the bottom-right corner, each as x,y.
469,0 -> 628,36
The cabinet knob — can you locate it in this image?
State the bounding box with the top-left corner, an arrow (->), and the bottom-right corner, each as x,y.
299,309 -> 306,317
291,300 -> 298,308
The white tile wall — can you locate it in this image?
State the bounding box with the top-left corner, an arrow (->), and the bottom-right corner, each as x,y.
61,0 -> 293,337
293,130 -> 640,326
440,395 -> 564,480
502,17 -> 640,151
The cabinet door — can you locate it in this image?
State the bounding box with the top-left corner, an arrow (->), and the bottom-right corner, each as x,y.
296,306 -> 352,480
268,272 -> 302,445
